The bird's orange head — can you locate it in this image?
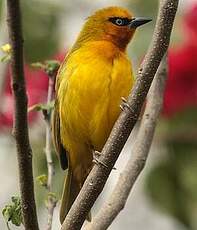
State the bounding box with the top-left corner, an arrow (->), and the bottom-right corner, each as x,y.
74,6 -> 151,51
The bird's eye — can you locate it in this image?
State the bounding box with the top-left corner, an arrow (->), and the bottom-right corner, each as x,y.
115,18 -> 123,26
109,17 -> 130,26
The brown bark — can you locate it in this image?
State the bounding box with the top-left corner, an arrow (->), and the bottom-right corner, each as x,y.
6,0 -> 39,229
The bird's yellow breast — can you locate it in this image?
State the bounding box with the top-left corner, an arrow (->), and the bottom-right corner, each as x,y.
58,41 -> 134,152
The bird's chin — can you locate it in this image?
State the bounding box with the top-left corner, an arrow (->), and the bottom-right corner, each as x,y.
117,32 -> 135,49
104,30 -> 134,51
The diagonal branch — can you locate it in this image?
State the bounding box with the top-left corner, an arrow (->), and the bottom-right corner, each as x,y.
6,0 -> 39,229
85,55 -> 168,230
62,0 -> 179,229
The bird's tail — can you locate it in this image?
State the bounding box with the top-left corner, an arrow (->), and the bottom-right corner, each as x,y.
59,167 -> 92,224
60,167 -> 79,224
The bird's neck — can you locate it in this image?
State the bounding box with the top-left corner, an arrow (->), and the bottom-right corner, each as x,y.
71,39 -> 128,56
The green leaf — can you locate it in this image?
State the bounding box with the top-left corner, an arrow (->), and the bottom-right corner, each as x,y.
36,174 -> 48,187
0,54 -> 11,63
31,62 -> 45,70
2,205 -> 12,222
48,192 -> 57,200
28,101 -> 54,113
45,192 -> 58,208
2,196 -> 23,228
45,60 -> 60,77
11,208 -> 22,226
31,60 -> 60,78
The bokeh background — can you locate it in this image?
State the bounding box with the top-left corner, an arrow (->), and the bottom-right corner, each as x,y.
0,0 -> 197,229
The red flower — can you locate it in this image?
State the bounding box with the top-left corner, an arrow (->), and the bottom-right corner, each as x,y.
163,4 -> 197,117
0,52 -> 65,129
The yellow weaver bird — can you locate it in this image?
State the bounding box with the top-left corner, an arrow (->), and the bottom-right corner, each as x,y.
52,6 -> 151,224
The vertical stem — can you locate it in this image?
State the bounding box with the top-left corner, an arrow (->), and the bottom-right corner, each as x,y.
45,76 -> 56,230
6,0 -> 39,229
45,77 -> 55,191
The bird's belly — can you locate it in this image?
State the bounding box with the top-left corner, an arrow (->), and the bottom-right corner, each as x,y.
89,70 -> 132,150
59,53 -> 133,151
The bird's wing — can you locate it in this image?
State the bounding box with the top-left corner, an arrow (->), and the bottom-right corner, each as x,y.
52,60 -> 69,170
52,106 -> 68,170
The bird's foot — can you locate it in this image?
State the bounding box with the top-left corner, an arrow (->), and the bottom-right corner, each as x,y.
120,97 -> 132,112
92,151 -> 116,170
94,150 -> 101,157
93,151 -> 108,168
120,97 -> 140,121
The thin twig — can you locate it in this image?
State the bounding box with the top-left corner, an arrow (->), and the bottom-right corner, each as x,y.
85,55 -> 168,230
44,76 -> 56,230
45,77 -> 55,191
61,0 -> 179,229
46,195 -> 57,230
6,0 -> 39,229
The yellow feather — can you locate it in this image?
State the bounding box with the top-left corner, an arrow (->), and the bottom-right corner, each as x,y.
59,40 -> 134,149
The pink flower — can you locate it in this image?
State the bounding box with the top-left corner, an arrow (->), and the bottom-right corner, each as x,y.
163,4 -> 197,117
0,52 -> 65,129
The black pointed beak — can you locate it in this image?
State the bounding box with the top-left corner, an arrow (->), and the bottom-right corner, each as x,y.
129,17 -> 152,29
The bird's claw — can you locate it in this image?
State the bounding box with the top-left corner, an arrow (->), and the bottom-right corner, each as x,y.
120,97 -> 132,112
93,158 -> 108,168
138,67 -> 143,74
94,150 -> 101,157
93,151 -> 108,168
92,151 -> 117,170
